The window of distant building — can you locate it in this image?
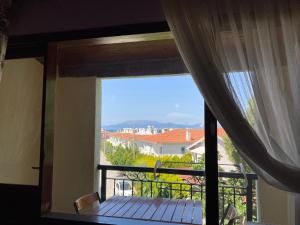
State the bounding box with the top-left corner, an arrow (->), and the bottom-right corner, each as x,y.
181,147 -> 185,154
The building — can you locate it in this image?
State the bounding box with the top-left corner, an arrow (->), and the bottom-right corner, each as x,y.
119,126 -> 160,135
1,1 -> 294,224
186,128 -> 228,164
106,128 -> 229,163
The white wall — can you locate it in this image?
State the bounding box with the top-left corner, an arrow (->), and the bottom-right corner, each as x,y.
159,143 -> 187,155
131,140 -> 187,156
52,77 -> 99,213
138,141 -> 158,155
0,59 -> 43,185
258,178 -> 295,225
109,138 -> 199,156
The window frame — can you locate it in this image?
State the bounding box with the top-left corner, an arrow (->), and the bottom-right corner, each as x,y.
7,25 -> 219,224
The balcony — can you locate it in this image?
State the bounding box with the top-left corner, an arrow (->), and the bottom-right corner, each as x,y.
98,164 -> 258,222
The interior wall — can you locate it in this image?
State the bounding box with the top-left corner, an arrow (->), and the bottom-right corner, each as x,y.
294,194 -> 300,225
52,77 -> 98,213
258,178 -> 295,225
0,58 -> 43,185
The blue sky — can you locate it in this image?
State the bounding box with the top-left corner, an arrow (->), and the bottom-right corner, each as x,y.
101,75 -> 204,126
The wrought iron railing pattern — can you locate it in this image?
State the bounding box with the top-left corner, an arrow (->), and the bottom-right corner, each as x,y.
97,164 -> 257,221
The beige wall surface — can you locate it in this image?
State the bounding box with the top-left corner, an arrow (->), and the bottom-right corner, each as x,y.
0,58 -> 43,185
258,178 -> 295,225
52,77 -> 98,213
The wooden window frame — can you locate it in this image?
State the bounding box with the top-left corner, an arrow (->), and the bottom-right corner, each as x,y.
6,22 -> 218,225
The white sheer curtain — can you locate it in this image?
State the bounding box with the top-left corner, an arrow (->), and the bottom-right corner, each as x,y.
162,0 -> 300,192
0,0 -> 11,82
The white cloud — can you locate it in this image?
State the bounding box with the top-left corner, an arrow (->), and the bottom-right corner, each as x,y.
175,103 -> 180,109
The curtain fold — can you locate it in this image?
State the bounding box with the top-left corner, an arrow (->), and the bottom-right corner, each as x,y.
162,0 -> 300,192
0,0 -> 11,82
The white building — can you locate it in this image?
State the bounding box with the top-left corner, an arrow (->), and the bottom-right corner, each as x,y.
106,128 -> 229,163
119,126 -> 160,135
186,135 -> 230,165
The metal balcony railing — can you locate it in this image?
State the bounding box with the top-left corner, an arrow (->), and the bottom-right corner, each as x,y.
97,164 -> 258,221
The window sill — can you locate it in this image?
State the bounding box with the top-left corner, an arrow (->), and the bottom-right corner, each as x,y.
41,212 -> 112,225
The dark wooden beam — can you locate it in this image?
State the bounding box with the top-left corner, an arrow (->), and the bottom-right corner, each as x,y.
59,38 -> 176,64
40,43 -> 58,214
58,37 -> 186,77
60,57 -> 187,77
6,22 -> 169,59
37,55 -> 46,219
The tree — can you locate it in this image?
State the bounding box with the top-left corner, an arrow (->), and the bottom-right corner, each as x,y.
221,99 -> 257,219
134,152 -> 193,168
106,144 -> 140,166
245,98 -> 255,126
111,151 -> 195,198
100,141 -> 113,154
223,98 -> 254,173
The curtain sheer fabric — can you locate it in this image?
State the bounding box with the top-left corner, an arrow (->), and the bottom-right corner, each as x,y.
0,0 -> 11,82
162,0 -> 300,192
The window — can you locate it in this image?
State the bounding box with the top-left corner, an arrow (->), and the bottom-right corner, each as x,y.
99,75 -> 207,211
100,75 -> 204,168
99,74 -> 257,222
44,34 -> 258,224
181,147 -> 185,154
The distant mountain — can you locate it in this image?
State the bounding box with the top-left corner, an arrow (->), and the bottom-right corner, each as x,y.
103,120 -> 202,131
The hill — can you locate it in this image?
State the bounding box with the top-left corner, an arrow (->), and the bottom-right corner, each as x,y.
103,120 -> 202,131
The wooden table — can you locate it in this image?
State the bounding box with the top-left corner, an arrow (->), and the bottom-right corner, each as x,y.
82,196 -> 202,225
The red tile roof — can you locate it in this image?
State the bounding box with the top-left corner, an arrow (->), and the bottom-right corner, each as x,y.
107,128 -> 225,144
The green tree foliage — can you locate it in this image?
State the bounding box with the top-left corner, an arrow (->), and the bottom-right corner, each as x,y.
245,98 -> 255,126
106,144 -> 141,166
103,138 -> 256,220
134,152 -> 193,168
100,141 -> 113,154
102,140 -> 194,168
103,143 -> 196,198
224,133 -> 252,173
221,99 -> 257,219
223,134 -> 242,168
133,152 -> 195,199
223,98 -> 254,173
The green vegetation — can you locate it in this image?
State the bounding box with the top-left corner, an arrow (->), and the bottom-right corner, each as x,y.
133,152 -> 196,199
223,134 -> 252,172
101,134 -> 256,220
135,152 -> 193,168
105,143 -> 141,166
220,98 -> 256,219
223,98 -> 254,173
101,141 -> 194,168
101,141 -> 198,197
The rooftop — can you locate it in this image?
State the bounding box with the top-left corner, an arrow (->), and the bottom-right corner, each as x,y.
105,128 -> 225,144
